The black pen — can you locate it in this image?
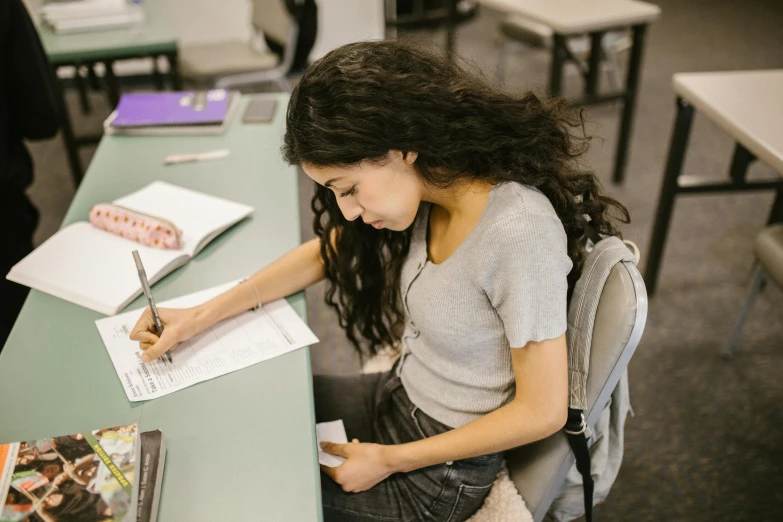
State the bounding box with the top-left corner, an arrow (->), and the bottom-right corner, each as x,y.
132,250 -> 173,363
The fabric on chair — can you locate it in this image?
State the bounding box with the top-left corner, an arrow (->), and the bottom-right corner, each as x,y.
466,463 -> 534,522
754,224 -> 783,287
179,41 -> 279,79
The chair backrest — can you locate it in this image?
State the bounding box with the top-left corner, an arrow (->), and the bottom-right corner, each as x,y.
505,257 -> 648,522
217,0 -> 314,89
252,0 -> 295,47
256,0 -> 320,71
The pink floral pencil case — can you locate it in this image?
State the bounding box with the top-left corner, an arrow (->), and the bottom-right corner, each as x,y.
89,204 -> 181,249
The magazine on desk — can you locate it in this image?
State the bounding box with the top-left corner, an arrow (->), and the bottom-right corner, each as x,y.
0,423 -> 165,522
6,181 -> 253,316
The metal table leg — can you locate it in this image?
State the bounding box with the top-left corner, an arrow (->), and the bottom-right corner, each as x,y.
104,60 -> 121,107
728,144 -> 755,184
55,75 -> 84,186
768,189 -> 783,224
644,97 -> 694,296
74,63 -> 91,114
549,33 -> 567,96
152,55 -> 165,91
88,63 -> 100,90
445,0 -> 457,60
168,51 -> 182,90
612,23 -> 648,184
584,32 -> 603,99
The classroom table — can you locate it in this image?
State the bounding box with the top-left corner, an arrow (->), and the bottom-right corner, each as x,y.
0,94 -> 324,521
38,0 -> 181,185
478,0 -> 660,184
644,70 -> 783,296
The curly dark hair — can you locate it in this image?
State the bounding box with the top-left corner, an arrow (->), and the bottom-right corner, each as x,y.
282,40 -> 629,358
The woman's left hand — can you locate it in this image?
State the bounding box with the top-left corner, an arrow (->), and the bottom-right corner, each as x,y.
320,440 -> 398,493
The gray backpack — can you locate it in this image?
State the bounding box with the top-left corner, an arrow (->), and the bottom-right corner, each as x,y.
506,235 -> 648,522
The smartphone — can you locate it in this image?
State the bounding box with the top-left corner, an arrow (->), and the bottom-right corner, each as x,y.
242,98 -> 278,123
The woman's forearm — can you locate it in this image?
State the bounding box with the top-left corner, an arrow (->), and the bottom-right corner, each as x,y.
390,399 -> 566,473
196,237 -> 325,330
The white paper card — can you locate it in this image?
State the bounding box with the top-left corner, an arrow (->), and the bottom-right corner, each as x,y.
316,420 -> 348,468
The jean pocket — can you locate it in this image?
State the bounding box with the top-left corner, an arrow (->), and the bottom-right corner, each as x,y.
410,405 -> 453,441
445,483 -> 494,522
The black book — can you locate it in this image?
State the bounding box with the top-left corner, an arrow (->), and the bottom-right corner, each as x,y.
136,430 -> 166,522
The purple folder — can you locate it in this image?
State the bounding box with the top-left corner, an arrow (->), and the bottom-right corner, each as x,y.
111,90 -> 230,127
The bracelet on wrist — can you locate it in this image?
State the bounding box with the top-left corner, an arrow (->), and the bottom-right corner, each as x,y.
241,278 -> 262,311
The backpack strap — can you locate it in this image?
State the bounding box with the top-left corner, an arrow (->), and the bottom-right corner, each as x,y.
565,409 -> 594,522
565,235 -> 636,521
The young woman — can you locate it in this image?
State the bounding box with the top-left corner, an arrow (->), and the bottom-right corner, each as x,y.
130,41 -> 628,521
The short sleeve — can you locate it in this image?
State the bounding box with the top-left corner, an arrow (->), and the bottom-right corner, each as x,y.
479,211 -> 573,348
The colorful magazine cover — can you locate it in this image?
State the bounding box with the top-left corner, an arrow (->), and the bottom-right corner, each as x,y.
0,424 -> 139,522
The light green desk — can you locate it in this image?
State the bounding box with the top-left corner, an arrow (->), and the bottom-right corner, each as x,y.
38,0 -> 181,184
39,0 -> 178,66
0,94 -> 323,521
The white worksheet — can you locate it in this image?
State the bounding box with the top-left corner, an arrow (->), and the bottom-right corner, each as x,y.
95,281 -> 319,402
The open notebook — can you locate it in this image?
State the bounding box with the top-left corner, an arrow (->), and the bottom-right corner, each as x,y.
6,182 -> 253,316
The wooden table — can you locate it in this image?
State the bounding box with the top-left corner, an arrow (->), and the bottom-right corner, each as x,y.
644,70 -> 783,295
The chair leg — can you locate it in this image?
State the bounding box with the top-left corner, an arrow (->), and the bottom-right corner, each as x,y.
496,37 -> 507,85
723,264 -> 766,358
75,65 -> 91,114
602,46 -> 623,92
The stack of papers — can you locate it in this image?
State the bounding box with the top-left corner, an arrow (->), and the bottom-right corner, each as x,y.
41,0 -> 144,34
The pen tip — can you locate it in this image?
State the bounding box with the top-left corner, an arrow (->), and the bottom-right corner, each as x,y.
132,251 -> 143,270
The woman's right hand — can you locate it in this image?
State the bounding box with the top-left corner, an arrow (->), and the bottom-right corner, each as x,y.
129,306 -> 206,362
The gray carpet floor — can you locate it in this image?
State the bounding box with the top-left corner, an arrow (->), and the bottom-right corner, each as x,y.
24,0 -> 782,520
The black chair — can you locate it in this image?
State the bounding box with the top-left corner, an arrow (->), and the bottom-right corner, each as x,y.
385,0 -> 479,58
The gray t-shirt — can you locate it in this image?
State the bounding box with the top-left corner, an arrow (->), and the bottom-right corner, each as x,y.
397,181 -> 573,428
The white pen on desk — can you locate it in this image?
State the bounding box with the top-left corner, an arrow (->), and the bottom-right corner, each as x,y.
164,149 -> 230,166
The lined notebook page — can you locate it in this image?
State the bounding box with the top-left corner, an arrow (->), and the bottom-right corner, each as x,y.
7,222 -> 184,315
7,182 -> 253,315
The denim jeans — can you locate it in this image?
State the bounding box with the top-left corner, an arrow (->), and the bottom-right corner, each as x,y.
314,368 -> 504,522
